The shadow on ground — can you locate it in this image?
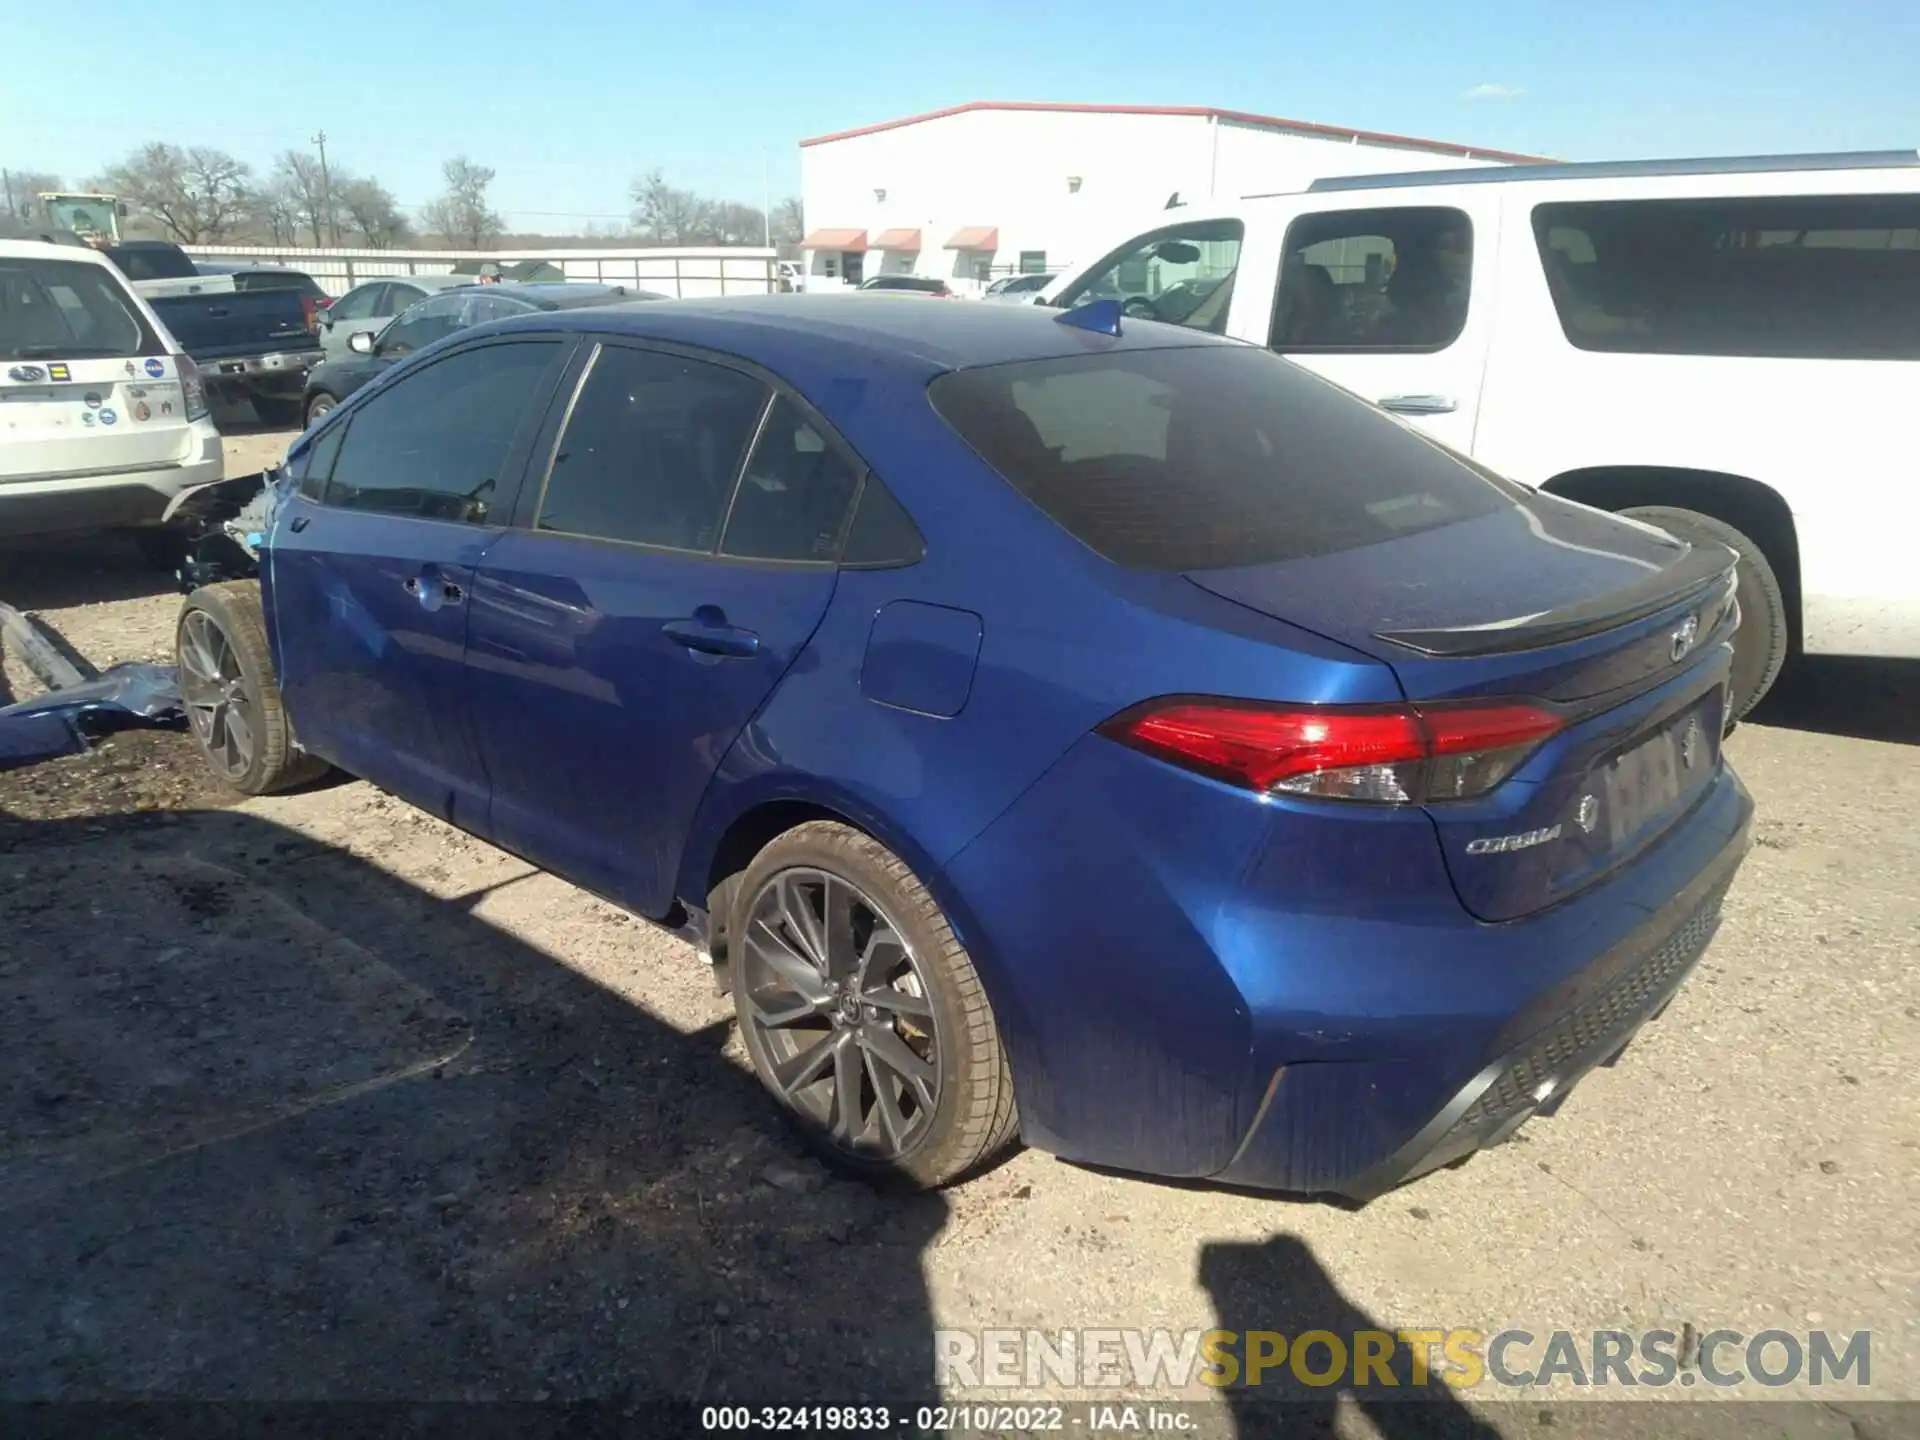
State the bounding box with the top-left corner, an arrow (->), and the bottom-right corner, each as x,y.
0,533 -> 177,612
1748,655 -> 1919,746
0,807 -> 947,1405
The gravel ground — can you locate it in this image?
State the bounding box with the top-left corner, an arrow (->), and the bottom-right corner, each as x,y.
1,423 -> 1915,1437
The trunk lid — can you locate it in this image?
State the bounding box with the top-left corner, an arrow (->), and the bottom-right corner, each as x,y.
147,288 -> 313,361
1187,493 -> 1740,921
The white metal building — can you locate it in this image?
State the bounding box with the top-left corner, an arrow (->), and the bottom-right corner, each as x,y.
798,101 -> 1547,292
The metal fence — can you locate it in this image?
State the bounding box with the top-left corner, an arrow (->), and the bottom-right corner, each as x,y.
182,244 -> 781,299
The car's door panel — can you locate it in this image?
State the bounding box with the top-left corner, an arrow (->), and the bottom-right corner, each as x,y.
463,341 -> 860,915
268,336 -> 572,823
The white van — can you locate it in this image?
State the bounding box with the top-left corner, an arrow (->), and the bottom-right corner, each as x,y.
1,238 -> 223,543
1042,150 -> 1920,717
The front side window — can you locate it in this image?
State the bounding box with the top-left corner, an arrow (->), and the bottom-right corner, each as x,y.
533,345 -> 769,551
1533,194 -> 1920,360
323,340 -> 562,523
331,284 -> 384,322
1056,219 -> 1244,334
720,396 -> 862,562
930,345 -> 1510,572
1271,206 -> 1473,353
376,295 -> 466,358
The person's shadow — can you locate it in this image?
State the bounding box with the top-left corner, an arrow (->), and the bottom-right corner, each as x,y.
0,804 -> 948,1418
1199,1234 -> 1506,1439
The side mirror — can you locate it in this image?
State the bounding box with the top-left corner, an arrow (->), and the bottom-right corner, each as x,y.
348,330 -> 376,355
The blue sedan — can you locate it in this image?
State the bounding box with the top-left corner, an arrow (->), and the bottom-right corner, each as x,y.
176,295 -> 1752,1197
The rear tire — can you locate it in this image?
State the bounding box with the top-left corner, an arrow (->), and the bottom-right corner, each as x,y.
730,821 -> 1018,1188
304,393 -> 336,428
1621,505 -> 1788,721
251,395 -> 302,428
176,581 -> 329,795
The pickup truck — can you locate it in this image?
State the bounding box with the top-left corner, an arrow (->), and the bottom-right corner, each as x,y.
101,241 -> 324,426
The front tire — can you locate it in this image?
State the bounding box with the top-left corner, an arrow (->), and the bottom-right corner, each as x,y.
304,392 -> 336,428
1620,505 -> 1789,720
176,581 -> 329,795
730,821 -> 1017,1187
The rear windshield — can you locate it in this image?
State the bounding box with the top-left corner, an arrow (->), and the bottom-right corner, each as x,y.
928,345 -> 1515,571
0,256 -> 158,362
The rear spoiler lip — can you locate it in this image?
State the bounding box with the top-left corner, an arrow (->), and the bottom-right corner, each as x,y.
1372,540 -> 1738,658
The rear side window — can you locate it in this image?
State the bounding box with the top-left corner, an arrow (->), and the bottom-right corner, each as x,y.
720,396 -> 862,562
1271,206 -> 1473,352
1,257 -> 157,360
1533,195 -> 1920,360
324,339 -> 562,523
534,345 -> 769,551
929,346 -> 1512,572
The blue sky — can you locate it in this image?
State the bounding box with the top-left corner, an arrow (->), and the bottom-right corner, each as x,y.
5,0 -> 1915,233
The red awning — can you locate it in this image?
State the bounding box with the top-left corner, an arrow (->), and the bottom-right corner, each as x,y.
944,226 -> 999,251
801,228 -> 868,252
873,228 -> 922,252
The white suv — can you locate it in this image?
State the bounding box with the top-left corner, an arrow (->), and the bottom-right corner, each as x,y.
1,238 -> 223,542
1043,150 -> 1920,718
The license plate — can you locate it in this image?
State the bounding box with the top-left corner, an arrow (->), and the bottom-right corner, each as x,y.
1601,706 -> 1711,845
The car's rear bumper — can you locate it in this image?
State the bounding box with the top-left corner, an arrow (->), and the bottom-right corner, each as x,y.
942,732 -> 1754,1198
1223,817 -> 1747,1199
198,348 -> 324,400
0,436 -> 224,538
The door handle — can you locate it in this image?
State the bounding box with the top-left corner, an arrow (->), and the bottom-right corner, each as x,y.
1377,394 -> 1457,415
402,575 -> 464,604
288,515 -> 310,533
663,617 -> 760,658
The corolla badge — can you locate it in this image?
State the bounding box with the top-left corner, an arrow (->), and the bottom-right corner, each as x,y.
1465,824 -> 1562,856
1670,614 -> 1700,663
7,364 -> 47,383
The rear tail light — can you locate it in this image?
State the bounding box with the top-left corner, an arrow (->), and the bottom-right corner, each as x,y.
301,296 -> 320,334
178,354 -> 211,422
1099,697 -> 1565,804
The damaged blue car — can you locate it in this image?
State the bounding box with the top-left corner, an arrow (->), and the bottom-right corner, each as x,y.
172,295 -> 1753,1197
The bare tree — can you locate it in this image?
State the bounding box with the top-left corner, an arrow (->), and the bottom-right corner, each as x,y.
271,151 -> 327,246
423,157 -> 502,248
772,196 -> 803,248
336,176 -> 411,248
95,144 -> 252,243
1,169 -> 65,232
630,168 -> 712,245
243,179 -> 303,246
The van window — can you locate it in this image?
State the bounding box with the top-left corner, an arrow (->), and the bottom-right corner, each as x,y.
1054,220 -> 1244,334
930,345 -> 1511,572
1532,195 -> 1920,360
1270,207 -> 1473,353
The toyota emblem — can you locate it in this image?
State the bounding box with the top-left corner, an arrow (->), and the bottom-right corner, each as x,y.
1670,614 -> 1700,664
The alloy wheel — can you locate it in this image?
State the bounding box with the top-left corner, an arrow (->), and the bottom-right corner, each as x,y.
737,867 -> 942,1160
178,610 -> 256,780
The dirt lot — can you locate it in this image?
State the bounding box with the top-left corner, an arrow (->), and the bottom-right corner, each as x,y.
1,424 -> 1915,1436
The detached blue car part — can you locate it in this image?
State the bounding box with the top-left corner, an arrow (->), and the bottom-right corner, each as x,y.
0,605 -> 183,771
192,296 -> 1751,1198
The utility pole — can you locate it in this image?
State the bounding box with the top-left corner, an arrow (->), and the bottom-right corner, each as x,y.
2,169 -> 16,220
312,130 -> 337,245
761,147 -> 772,248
